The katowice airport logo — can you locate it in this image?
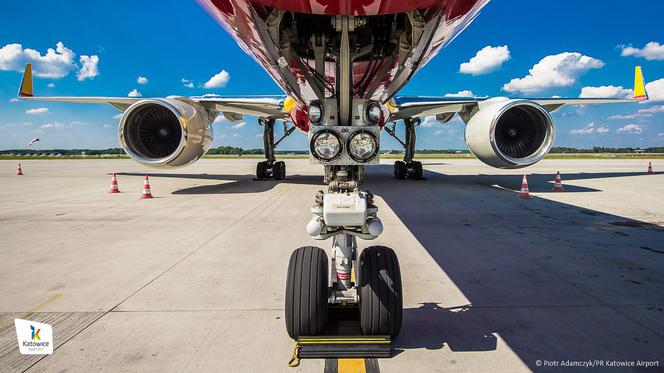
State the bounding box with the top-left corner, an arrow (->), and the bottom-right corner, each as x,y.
14,319 -> 53,355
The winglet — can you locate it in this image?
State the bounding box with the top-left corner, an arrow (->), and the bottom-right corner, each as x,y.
19,63 -> 34,97
633,66 -> 648,100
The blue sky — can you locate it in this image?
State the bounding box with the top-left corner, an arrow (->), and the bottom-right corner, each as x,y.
1,0 -> 663,150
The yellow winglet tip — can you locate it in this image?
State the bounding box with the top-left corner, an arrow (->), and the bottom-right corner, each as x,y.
19,63 -> 34,97
633,66 -> 648,100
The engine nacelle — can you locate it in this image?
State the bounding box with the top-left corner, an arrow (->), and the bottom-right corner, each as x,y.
119,98 -> 213,168
465,98 -> 554,169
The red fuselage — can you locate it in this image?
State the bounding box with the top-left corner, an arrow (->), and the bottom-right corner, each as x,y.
198,0 -> 489,129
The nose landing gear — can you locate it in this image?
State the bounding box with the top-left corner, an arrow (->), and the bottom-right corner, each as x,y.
285,167 -> 403,341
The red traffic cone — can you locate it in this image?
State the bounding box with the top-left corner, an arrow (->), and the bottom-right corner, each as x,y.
109,173 -> 120,193
647,162 -> 653,175
141,176 -> 153,199
552,171 -> 564,192
16,163 -> 23,175
518,175 -> 531,199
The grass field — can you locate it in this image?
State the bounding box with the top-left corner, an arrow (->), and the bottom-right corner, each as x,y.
2,153 -> 664,160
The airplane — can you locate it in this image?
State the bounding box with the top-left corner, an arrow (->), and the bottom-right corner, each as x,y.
17,0 -> 648,341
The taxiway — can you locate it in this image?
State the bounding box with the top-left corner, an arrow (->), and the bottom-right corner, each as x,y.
1,158 -> 663,372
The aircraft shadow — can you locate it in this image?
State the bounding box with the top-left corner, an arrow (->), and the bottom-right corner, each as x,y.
121,166 -> 661,196
116,172 -> 323,194
360,166 -> 664,369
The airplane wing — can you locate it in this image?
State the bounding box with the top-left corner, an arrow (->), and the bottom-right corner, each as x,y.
388,66 -> 648,121
17,63 -> 290,119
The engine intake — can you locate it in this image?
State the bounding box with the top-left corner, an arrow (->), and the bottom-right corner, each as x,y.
465,99 -> 554,169
119,99 -> 213,168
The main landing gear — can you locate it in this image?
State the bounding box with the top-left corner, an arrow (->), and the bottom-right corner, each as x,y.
255,118 -> 295,180
385,118 -> 423,180
285,167 -> 403,340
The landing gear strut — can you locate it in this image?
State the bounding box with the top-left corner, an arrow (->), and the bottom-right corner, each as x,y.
285,166 -> 403,339
385,118 -> 423,180
256,118 -> 294,180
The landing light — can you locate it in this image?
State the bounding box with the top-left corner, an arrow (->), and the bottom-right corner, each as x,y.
311,130 -> 342,161
348,130 -> 378,162
308,101 -> 323,124
366,101 -> 381,124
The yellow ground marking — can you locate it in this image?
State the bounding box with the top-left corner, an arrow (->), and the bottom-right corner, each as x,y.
0,293 -> 62,328
338,358 -> 366,373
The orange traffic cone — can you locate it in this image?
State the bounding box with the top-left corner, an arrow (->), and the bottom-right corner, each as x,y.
141,176 -> 153,199
552,171 -> 564,192
518,175 -> 531,199
647,162 -> 653,175
16,163 -> 23,175
109,173 -> 120,193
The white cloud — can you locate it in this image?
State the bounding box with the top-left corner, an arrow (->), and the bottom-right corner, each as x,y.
645,78 -> 664,101
113,113 -> 123,119
616,124 -> 643,134
658,132 -> 664,137
638,105 -> 664,114
620,42 -> 664,61
181,78 -> 194,88
0,42 -> 75,78
47,83 -> 55,88
128,89 -> 142,97
26,108 -> 49,115
137,76 -> 149,85
570,122 -> 595,135
213,115 -> 226,124
579,85 -> 632,99
502,52 -> 604,93
569,122 -> 610,135
608,113 -> 642,120
608,105 -> 663,120
103,124 -> 112,128
459,45 -> 510,75
420,116 -> 438,128
203,69 -> 230,89
40,121 -> 65,129
420,114 -> 462,128
444,90 -> 475,98
76,55 -> 99,81
9,98 -> 19,103
231,121 -> 246,129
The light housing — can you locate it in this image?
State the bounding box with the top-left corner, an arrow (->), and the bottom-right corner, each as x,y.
308,101 -> 323,124
347,130 -> 379,162
366,101 -> 381,124
310,129 -> 342,161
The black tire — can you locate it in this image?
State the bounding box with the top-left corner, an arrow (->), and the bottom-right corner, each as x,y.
410,161 -> 423,179
273,161 -> 285,180
394,161 -> 407,180
359,246 -> 403,338
256,161 -> 268,179
285,246 -> 329,339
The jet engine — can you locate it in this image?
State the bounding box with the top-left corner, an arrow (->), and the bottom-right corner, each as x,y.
119,98 -> 213,168
465,98 -> 554,169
